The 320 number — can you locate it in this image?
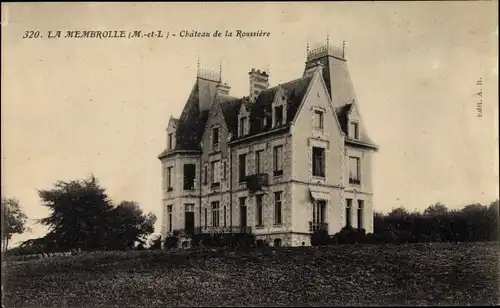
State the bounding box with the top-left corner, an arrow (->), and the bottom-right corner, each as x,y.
22,31 -> 41,39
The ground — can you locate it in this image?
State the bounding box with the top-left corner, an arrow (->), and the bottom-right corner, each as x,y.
3,242 -> 499,307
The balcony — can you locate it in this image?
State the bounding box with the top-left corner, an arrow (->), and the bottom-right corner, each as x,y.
309,221 -> 329,232
349,178 -> 360,185
195,226 -> 253,235
245,173 -> 269,192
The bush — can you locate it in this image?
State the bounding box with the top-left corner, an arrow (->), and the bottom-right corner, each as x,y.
311,229 -> 330,246
190,233 -> 255,249
331,227 -> 366,245
164,235 -> 179,250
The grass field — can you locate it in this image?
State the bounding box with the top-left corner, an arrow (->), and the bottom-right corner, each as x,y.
3,242 -> 499,307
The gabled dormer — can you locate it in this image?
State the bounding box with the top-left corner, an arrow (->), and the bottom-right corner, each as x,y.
237,101 -> 251,137
272,87 -> 287,128
342,100 -> 377,150
166,116 -> 179,151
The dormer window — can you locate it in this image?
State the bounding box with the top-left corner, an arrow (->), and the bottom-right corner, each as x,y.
239,116 -> 247,137
349,121 -> 359,139
168,133 -> 173,150
274,105 -> 283,127
212,127 -> 220,152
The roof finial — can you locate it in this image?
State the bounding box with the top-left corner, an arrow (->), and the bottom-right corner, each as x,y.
306,41 -> 310,54
326,31 -> 330,47
342,40 -> 346,58
197,55 -> 200,72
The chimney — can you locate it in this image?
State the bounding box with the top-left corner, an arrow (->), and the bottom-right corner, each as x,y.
248,68 -> 269,102
216,82 -> 231,95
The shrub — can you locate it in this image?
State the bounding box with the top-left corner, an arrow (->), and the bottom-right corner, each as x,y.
332,227 -> 366,245
190,233 -> 255,249
164,235 -> 179,250
311,229 -> 330,246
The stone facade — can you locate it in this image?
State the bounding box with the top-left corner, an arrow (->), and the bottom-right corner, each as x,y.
158,42 -> 378,247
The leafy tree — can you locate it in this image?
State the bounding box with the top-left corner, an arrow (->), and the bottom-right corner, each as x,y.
106,201 -> 156,250
2,198 -> 29,252
37,175 -> 114,251
148,234 -> 163,250
423,202 -> 448,216
388,207 -> 410,217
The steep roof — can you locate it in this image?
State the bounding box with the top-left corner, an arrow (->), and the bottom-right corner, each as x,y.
174,78 -> 218,151
215,75 -> 314,141
219,96 -> 245,137
248,75 -> 314,136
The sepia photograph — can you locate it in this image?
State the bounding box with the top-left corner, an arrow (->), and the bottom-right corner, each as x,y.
1,2 -> 499,307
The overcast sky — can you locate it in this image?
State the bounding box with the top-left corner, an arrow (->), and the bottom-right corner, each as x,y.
2,2 -> 498,246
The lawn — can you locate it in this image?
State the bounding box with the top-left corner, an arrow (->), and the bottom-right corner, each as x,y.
3,242 -> 499,307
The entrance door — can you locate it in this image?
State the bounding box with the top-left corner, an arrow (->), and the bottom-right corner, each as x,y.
184,204 -> 195,235
185,212 -> 194,235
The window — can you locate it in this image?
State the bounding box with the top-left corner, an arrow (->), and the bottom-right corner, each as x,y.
167,205 -> 173,232
313,200 -> 327,226
346,199 -> 352,228
239,117 -> 247,137
183,164 -> 196,190
212,127 -> 220,151
255,150 -> 264,174
223,205 -> 227,227
240,197 -> 247,228
262,117 -> 267,130
314,110 -> 324,129
273,145 -> 283,176
204,207 -> 208,228
211,201 -> 220,227
204,165 -> 208,185
274,191 -> 282,225
239,154 -> 247,182
349,122 -> 359,139
349,157 -> 360,184
274,238 -> 282,247
211,160 -> 220,185
274,105 -> 283,126
167,167 -> 173,191
256,194 -> 264,227
357,200 -> 364,230
168,133 -> 173,150
223,161 -> 227,180
312,147 -> 325,177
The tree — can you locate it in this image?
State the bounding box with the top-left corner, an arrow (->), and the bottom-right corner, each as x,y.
106,201 -> 156,250
37,175 -> 114,251
2,198 -> 29,252
388,207 -> 410,217
423,202 -> 448,216
148,234 -> 162,250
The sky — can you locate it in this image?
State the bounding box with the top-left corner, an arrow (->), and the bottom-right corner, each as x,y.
1,2 -> 498,246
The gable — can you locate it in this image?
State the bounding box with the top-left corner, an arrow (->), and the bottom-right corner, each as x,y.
292,70 -> 344,139
345,101 -> 376,146
167,117 -> 179,132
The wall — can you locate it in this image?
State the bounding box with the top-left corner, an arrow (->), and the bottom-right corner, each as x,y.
290,70 -> 346,236
229,132 -> 293,240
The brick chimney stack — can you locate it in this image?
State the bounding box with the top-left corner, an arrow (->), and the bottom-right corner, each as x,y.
248,68 -> 269,102
216,82 -> 231,95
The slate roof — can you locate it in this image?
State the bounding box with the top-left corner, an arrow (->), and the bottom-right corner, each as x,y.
160,49 -> 376,158
173,78 -> 218,151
